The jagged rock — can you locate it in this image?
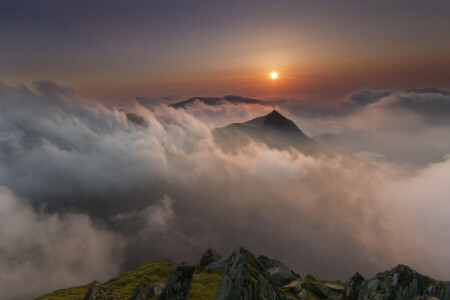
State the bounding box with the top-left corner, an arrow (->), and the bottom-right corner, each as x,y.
214,247 -> 285,300
208,259 -> 228,271
283,279 -> 304,294
151,282 -> 165,296
296,290 -> 307,300
412,296 -> 440,300
83,281 -> 108,300
129,279 -> 152,300
343,272 -> 365,300
129,279 -> 165,300
323,282 -> 344,293
309,281 -> 339,300
198,247 -> 221,270
258,255 -> 300,286
158,264 -> 195,300
349,264 -> 450,300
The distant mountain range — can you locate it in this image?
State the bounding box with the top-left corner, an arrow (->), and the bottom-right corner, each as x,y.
35,246 -> 450,300
170,95 -> 266,109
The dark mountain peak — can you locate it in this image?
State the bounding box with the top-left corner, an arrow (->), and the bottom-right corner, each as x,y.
261,110 -> 302,133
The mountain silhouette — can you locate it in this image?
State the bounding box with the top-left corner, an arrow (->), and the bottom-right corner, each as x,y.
171,95 -> 265,109
213,110 -> 316,153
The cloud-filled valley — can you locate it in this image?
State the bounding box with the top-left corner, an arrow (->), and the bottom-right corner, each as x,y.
0,81 -> 449,299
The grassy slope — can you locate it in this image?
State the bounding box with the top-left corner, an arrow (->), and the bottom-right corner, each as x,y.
33,259 -> 222,300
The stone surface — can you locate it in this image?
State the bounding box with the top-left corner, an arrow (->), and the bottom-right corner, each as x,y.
323,282 -> 344,293
344,264 -> 450,300
151,282 -> 165,296
208,259 -> 228,271
214,247 -> 286,300
197,248 -> 221,270
309,281 -> 339,300
129,279 -> 165,300
83,281 -> 108,300
296,290 -> 307,300
258,255 -> 300,286
283,279 -> 304,294
158,264 -> 195,300
342,272 -> 365,300
129,279 -> 152,300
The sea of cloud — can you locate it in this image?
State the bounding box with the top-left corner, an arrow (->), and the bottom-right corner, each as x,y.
0,81 -> 449,299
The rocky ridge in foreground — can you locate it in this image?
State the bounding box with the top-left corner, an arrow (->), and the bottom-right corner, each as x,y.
36,247 -> 450,300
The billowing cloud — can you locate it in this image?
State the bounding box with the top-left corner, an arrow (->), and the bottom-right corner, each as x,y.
0,81 -> 449,299
0,186 -> 123,300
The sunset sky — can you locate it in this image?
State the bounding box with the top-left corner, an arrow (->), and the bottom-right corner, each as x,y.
1,2 -> 450,299
2,0 -> 450,100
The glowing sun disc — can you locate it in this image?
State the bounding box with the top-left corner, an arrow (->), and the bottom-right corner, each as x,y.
270,71 -> 278,80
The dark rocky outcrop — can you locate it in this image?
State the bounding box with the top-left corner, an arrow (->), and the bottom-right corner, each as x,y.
342,272 -> 365,300
83,281 -> 108,300
150,282 -> 165,296
129,279 -> 152,300
343,264 -> 450,300
214,247 -> 287,300
309,281 -> 339,300
197,247 -> 221,271
129,279 -> 165,300
208,259 -> 228,271
258,255 -> 300,286
158,264 -> 195,300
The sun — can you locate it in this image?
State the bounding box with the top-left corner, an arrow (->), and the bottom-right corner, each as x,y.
270,71 -> 278,80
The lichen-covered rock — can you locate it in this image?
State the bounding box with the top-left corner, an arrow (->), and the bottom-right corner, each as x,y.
309,281 -> 339,300
258,255 -> 300,286
214,247 -> 286,300
83,281 -> 108,300
343,272 -> 365,300
283,279 -> 304,294
129,279 -> 152,300
208,259 -> 228,271
158,264 -> 195,300
150,282 -> 165,296
347,264 -> 450,300
295,290 -> 307,300
323,282 -> 344,293
197,248 -> 221,270
129,279 -> 165,300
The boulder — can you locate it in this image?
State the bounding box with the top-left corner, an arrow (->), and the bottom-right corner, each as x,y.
342,272 -> 365,300
349,264 -> 450,300
214,247 -> 285,300
283,279 -> 304,294
129,279 -> 165,300
83,281 -> 108,300
150,282 -> 165,296
208,259 -> 228,271
323,282 -> 344,293
129,279 -> 152,300
309,281 -> 339,300
158,264 -> 195,300
296,289 -> 307,300
258,255 -> 300,286
197,247 -> 221,270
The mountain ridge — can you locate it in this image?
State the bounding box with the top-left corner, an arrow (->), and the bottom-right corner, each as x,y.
34,247 -> 450,300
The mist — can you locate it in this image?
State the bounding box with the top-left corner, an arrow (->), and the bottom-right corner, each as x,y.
0,81 -> 449,299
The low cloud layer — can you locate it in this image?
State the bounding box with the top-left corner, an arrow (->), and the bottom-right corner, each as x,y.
0,81 -> 449,299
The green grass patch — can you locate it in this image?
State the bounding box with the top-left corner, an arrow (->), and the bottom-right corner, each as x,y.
34,259 -> 176,300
